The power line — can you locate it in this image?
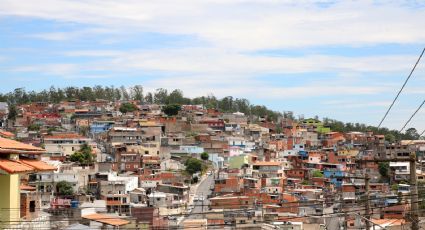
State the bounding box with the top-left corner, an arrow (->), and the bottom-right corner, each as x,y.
399,99 -> 425,133
377,47 -> 425,128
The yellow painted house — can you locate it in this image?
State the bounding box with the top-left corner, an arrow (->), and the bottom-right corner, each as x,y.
0,137 -> 55,226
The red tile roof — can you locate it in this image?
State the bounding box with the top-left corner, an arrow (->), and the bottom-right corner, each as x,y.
82,213 -> 130,226
0,137 -> 45,153
0,130 -> 15,138
20,184 -> 36,191
0,159 -> 34,173
20,159 -> 56,171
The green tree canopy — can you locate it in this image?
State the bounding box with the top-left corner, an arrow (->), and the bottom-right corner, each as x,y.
119,102 -> 137,113
379,162 -> 389,178
162,104 -> 181,116
385,133 -> 396,143
185,158 -> 203,175
28,124 -> 41,131
56,180 -> 74,196
69,143 -> 94,165
312,170 -> 324,178
201,152 -> 209,161
405,127 -> 420,139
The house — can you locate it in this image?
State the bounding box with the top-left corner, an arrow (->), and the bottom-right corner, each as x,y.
0,137 -> 55,225
252,161 -> 284,179
114,146 -> 141,173
199,118 -> 225,131
210,196 -> 255,210
214,177 -> 241,194
90,120 -> 115,134
43,133 -> 96,157
131,206 -> 167,229
107,127 -> 145,147
389,162 -> 410,181
382,204 -> 409,219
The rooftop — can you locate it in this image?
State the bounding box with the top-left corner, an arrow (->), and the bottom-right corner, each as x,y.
0,159 -> 34,173
44,133 -> 85,139
82,213 -> 130,226
253,161 -> 282,166
0,137 -> 45,154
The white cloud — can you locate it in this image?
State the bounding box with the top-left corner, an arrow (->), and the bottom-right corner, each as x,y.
0,1 -> 424,50
64,50 -> 124,57
141,74 -> 391,100
62,48 -> 419,75
321,100 -> 392,108
30,28 -> 116,41
11,63 -> 78,75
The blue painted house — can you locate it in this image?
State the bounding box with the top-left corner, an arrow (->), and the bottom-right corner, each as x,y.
323,169 -> 345,187
90,121 -> 115,134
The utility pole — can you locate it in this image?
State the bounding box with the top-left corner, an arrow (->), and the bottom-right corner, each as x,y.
410,154 -> 419,230
365,173 -> 371,230
201,192 -> 205,219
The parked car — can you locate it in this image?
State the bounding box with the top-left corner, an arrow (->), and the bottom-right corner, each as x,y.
194,195 -> 205,202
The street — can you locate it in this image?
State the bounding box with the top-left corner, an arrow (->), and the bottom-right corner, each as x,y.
173,172 -> 215,228
187,173 -> 214,219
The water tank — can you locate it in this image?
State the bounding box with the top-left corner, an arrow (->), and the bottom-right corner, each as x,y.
71,200 -> 79,208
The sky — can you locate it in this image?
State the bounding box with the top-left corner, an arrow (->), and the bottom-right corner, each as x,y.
0,1 -> 425,131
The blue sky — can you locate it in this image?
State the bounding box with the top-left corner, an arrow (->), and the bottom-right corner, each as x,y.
0,1 -> 425,130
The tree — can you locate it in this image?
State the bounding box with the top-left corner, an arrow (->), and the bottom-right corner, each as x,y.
385,133 -> 396,143
201,152 -> 209,161
7,104 -> 17,120
69,144 -> 94,165
405,127 -> 420,139
185,158 -> 203,175
379,162 -> 389,178
312,170 -> 324,178
154,88 -> 168,104
28,124 -> 41,131
145,92 -> 153,104
162,104 -> 181,116
56,181 -> 74,196
119,102 -> 137,113
120,86 -> 130,100
391,183 -> 399,191
301,180 -> 310,185
131,85 -> 144,102
168,89 -> 184,104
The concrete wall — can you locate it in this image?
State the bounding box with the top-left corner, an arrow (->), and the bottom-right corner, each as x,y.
0,174 -> 20,223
